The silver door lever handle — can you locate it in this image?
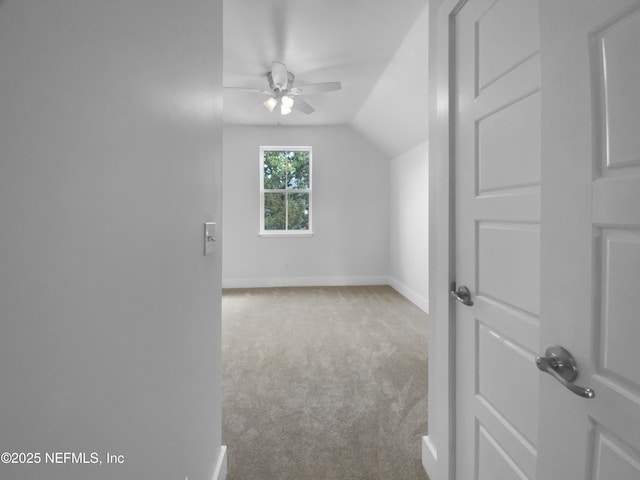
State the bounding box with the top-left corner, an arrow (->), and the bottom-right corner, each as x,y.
535,346 -> 595,399
450,282 -> 473,306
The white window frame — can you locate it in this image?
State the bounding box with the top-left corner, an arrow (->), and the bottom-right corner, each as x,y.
259,146 -> 313,236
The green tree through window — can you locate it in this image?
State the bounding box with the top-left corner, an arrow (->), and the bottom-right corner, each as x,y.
260,147 -> 312,233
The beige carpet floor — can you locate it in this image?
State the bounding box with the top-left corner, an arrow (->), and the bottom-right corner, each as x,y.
222,285 -> 429,480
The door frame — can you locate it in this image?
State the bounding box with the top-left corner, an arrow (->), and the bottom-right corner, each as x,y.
423,0 -> 467,479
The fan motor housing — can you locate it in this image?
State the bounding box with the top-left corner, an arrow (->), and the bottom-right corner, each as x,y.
267,71 -> 295,91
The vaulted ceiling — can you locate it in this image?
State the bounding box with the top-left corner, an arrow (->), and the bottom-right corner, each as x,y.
223,0 -> 429,157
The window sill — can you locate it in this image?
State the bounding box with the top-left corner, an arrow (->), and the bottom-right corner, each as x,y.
259,231 -> 314,238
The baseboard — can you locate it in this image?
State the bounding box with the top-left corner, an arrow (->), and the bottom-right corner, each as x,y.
211,445 -> 227,480
388,278 -> 429,314
422,436 -> 437,480
222,277 -> 430,314
222,276 -> 389,289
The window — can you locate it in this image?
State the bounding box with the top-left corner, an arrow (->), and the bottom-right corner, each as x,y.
260,147 -> 312,235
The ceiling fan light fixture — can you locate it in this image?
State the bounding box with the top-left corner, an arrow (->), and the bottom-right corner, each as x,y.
281,95 -> 294,109
280,104 -> 292,115
264,97 -> 278,112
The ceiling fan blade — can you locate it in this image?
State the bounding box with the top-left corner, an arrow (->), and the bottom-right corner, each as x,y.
271,62 -> 288,89
250,101 -> 268,112
248,96 -> 279,113
293,97 -> 315,114
224,86 -> 273,95
294,81 -> 342,95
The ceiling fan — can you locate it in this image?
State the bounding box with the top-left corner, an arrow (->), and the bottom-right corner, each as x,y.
226,61 -> 342,115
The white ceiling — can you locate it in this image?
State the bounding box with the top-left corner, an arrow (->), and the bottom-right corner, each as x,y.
223,0 -> 428,129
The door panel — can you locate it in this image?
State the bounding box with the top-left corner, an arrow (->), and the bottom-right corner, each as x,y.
592,429 -> 640,480
478,93 -> 541,193
454,0 -> 541,479
600,230 -> 640,387
478,324 -> 539,446
478,223 -> 540,314
538,0 -> 640,478
477,0 -> 539,90
598,8 -> 640,167
478,425 -> 530,480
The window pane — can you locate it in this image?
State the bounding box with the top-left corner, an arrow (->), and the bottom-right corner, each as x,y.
287,150 -> 310,189
264,193 -> 286,230
263,151 -> 286,189
288,193 -> 309,230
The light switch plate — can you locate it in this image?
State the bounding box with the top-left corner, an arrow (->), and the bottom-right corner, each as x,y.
204,222 -> 216,256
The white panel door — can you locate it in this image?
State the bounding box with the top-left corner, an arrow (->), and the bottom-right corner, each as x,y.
537,0 -> 640,478
453,0 -> 542,479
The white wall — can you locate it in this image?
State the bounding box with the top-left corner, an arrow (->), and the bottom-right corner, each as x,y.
351,2 -> 429,159
0,2 -> 224,480
389,141 -> 429,313
222,125 -> 389,287
350,0 -> 429,313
